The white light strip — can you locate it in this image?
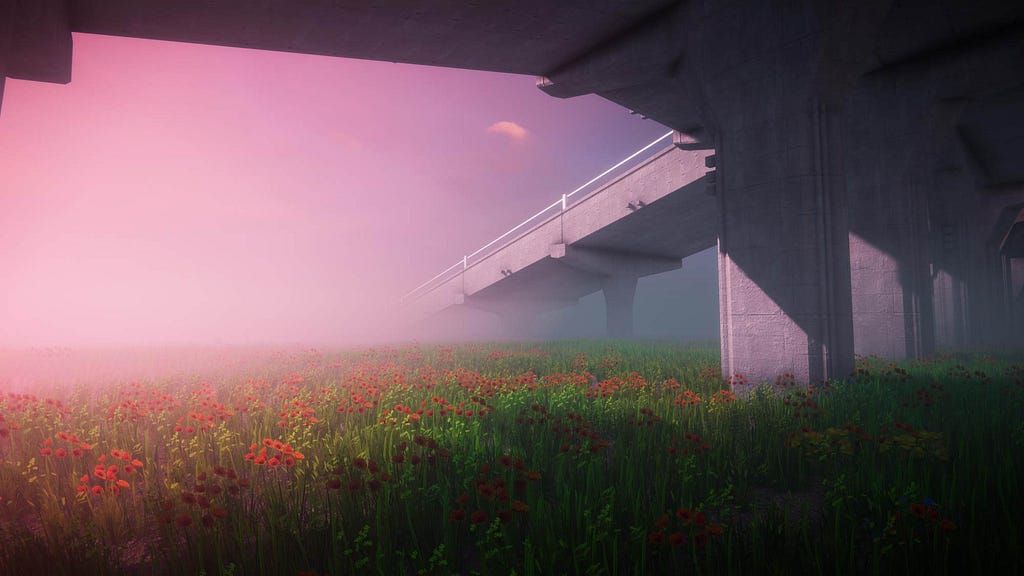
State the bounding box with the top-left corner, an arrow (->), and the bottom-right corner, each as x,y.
565,131 -> 673,200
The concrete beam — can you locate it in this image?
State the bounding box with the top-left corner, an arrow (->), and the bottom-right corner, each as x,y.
550,243 -> 680,277
537,3 -> 683,99
3,0 -> 72,84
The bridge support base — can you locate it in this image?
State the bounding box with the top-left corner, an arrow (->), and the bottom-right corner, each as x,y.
602,275 -> 637,339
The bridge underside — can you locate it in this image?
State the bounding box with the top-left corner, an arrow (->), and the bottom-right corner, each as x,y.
4,0 -> 1024,383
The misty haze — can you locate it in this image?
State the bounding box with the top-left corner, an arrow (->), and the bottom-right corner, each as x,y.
2,3 -> 1023,575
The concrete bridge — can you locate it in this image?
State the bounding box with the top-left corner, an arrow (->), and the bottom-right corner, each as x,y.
403,135 -> 717,339
4,0 -> 1023,384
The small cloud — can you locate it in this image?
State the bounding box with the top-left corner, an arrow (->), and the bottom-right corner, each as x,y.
486,121 -> 527,140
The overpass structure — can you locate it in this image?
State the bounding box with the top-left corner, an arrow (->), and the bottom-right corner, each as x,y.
3,0 -> 1023,384
401,133 -> 716,339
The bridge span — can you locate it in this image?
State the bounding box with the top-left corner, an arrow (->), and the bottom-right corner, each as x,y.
403,133 -> 716,338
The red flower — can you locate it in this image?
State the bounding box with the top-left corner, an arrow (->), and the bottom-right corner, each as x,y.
939,519 -> 956,531
497,510 -> 512,524
449,509 -> 466,522
648,531 -> 664,545
470,510 -> 488,524
669,532 -> 686,547
327,479 -> 342,490
347,479 -> 362,492
910,503 -> 926,518
676,508 -> 694,523
655,515 -> 669,528
477,483 -> 496,499
176,514 -> 192,528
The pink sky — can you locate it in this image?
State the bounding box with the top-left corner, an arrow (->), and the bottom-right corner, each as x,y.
0,33 -> 671,347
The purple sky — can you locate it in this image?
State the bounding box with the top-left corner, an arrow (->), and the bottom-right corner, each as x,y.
0,33 -> 678,347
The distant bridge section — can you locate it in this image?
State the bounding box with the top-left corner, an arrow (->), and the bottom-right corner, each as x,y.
404,132 -> 717,337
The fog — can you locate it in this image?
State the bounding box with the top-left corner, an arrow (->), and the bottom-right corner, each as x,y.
0,33 -> 721,384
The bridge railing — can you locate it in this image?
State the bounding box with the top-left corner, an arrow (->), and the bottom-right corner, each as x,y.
401,130 -> 675,303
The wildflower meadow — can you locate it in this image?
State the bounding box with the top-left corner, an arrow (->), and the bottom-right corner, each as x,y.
0,341 -> 1021,575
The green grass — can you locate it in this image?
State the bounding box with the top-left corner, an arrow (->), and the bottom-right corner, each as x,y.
0,340 -> 1021,575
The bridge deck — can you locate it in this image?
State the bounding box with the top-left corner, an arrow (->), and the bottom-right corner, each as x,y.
411,145 -> 716,320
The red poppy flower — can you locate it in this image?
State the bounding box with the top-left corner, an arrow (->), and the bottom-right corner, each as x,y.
326,479 -> 342,490
449,509 -> 466,522
669,532 -> 686,547
648,531 -> 664,545
470,510 -> 488,524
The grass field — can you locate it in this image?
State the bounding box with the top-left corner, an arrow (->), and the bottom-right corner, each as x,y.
0,341 -> 1021,575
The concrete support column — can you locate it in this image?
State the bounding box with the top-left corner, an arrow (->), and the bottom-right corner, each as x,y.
843,88 -> 954,360
715,102 -> 855,384
1012,258 -> 1024,343
602,275 -> 637,339
0,0 -> 10,114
